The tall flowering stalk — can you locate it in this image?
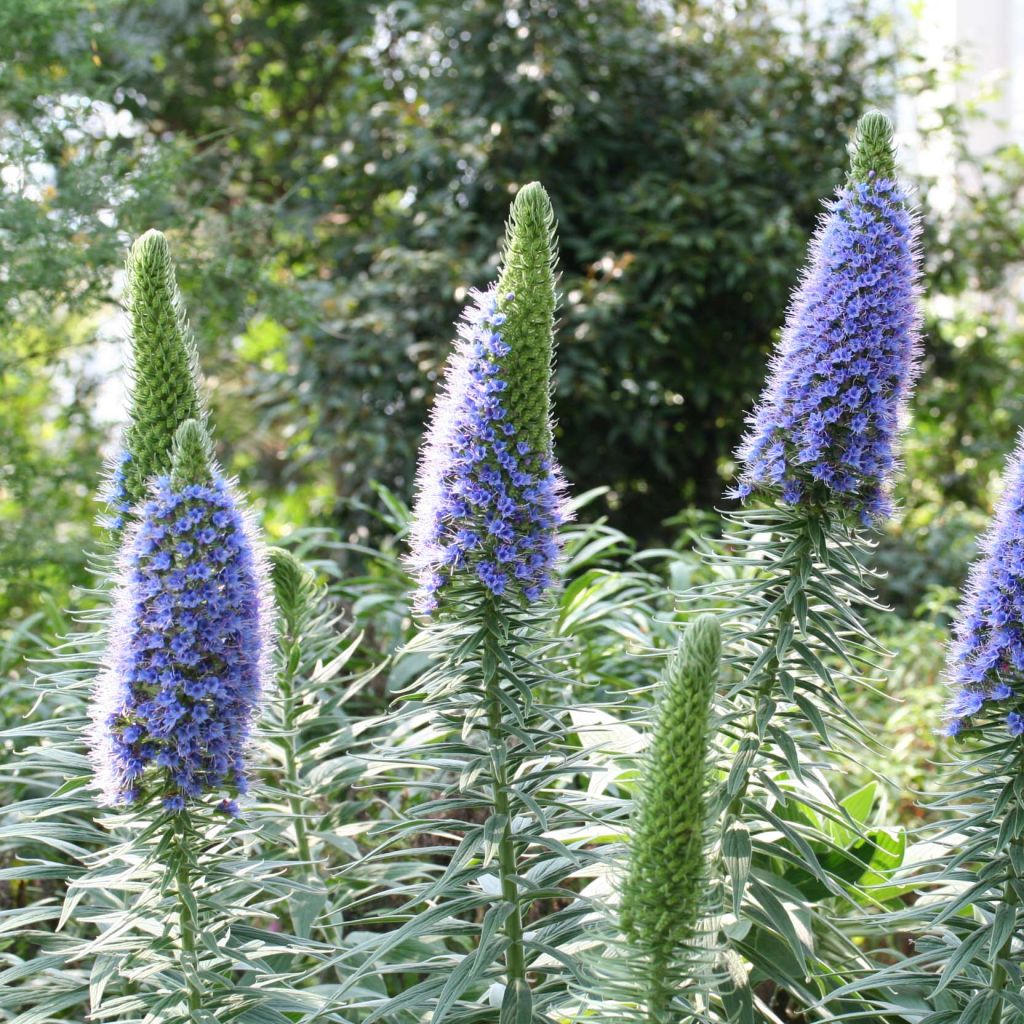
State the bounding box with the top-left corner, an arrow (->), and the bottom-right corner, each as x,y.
410,181 -> 567,1008
943,437 -> 1024,739
90,419 -> 271,812
683,111 -> 924,1018
865,434 -> 1024,1022
89,417 -> 347,1020
0,229 -> 351,1023
409,188 -> 567,612
90,419 -> 272,812
335,184 -> 595,1021
619,614 -> 720,1022
104,229 -> 203,531
404,183 -> 567,1006
95,240 -> 267,1018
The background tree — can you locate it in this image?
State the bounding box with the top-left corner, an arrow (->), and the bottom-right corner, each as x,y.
3,0 -> 1023,670
1,2 -> 886,568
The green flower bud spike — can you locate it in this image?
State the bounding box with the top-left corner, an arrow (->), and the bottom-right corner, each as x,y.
266,546 -> 319,879
268,547 -> 315,628
169,419 -> 215,491
848,109 -> 897,184
495,180 -> 558,464
115,229 -> 204,522
620,613 -> 721,1021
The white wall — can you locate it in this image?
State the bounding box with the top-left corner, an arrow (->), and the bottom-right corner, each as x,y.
919,0 -> 1023,153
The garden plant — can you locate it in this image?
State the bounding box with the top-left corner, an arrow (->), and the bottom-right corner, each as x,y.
3,93 -> 1024,1024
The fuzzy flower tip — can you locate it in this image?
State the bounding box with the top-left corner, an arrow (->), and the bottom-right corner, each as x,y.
90,472 -> 272,811
408,183 -> 570,614
733,113 -> 921,526
943,436 -> 1024,740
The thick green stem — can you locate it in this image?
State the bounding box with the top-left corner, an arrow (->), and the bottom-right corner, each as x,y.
726,561 -> 802,820
175,823 -> 201,1016
482,602 -> 528,989
279,647 -> 314,871
987,877 -> 1017,1024
647,951 -> 672,1022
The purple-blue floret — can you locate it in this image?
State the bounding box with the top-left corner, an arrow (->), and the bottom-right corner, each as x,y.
943,436 -> 1024,738
409,285 -> 568,613
734,177 -> 921,525
101,450 -> 134,531
90,475 -> 271,809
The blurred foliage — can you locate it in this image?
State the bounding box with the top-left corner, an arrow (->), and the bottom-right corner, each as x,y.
1,2 -> 887,580
3,0 -> 1024,648
0,327 -> 104,620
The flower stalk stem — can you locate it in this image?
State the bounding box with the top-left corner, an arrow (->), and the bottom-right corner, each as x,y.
279,645 -> 314,871
175,821 -> 201,1015
648,952 -> 671,1022
726,539 -> 809,819
278,647 -> 347,985
987,877 -> 1017,1024
483,601 -> 528,989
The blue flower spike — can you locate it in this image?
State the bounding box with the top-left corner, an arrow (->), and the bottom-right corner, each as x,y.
944,435 -> 1024,739
734,110 -> 922,526
409,182 -> 569,614
90,419 -> 272,812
